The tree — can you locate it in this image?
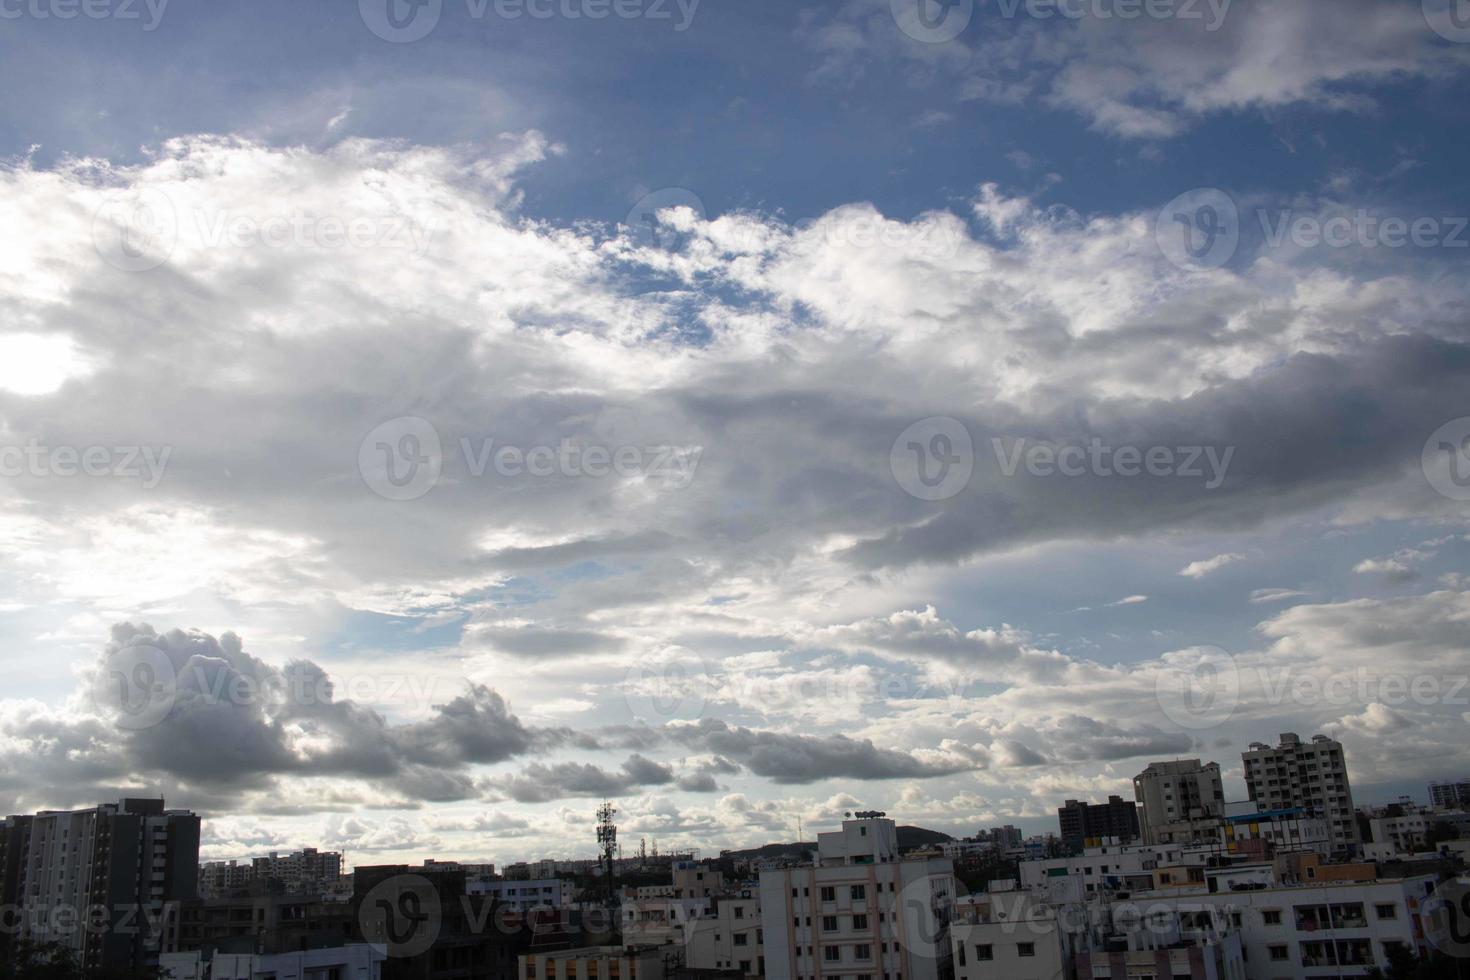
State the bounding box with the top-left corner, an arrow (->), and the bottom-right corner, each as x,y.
0,940 -> 164,980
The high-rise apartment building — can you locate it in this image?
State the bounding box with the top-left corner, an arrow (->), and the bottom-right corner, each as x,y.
759,814 -> 956,980
0,798 -> 199,972
1429,778 -> 1470,810
250,847 -> 343,891
1057,796 -> 1141,850
1242,733 -> 1358,853
1133,760 -> 1224,844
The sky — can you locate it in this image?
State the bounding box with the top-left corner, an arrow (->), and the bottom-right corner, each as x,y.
2,0 -> 1470,868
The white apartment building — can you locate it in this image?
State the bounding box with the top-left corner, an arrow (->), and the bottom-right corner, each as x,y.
759,815 -> 956,980
198,860 -> 252,896
1018,841 -> 1198,899
1220,806 -> 1334,859
1079,902 -> 1246,980
950,888 -> 1075,980
1428,779 -> 1470,810
1359,804 -> 1470,860
687,894 -> 764,977
672,860 -> 729,899
622,896 -> 711,946
160,944 -> 384,980
1134,760 -> 1226,845
1111,874 -> 1437,979
937,841 -> 1001,863
249,848 -> 343,889
466,876 -> 568,911
1242,734 -> 1358,853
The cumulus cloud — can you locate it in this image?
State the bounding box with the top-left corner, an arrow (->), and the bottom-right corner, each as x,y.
799,0 -> 1468,138
2,126 -> 1470,856
0,623 -> 565,811
1179,553 -> 1244,579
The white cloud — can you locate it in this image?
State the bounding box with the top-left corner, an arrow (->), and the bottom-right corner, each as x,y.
1179,553 -> 1244,579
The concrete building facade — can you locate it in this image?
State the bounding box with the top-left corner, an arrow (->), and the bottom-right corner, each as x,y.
759,816 -> 956,980
1134,760 -> 1225,846
1242,734 -> 1357,854
1057,797 -> 1141,851
0,798 -> 199,973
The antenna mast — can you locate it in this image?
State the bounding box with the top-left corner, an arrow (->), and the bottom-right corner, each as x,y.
596,801 -> 618,904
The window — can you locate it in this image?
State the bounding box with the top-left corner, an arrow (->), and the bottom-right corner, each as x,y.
851,885 -> 866,900
824,947 -> 840,963
1375,904 -> 1398,920
821,887 -> 836,902
975,945 -> 993,961
1017,943 -> 1035,958
823,916 -> 838,932
1268,945 -> 1288,961
852,914 -> 868,930
855,945 -> 871,961
1262,910 -> 1281,925
735,933 -> 749,946
735,906 -> 745,919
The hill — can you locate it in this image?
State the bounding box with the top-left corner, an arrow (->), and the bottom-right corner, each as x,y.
719,825 -> 954,861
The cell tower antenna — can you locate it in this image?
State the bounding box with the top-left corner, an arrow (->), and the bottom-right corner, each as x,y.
596,801 -> 618,904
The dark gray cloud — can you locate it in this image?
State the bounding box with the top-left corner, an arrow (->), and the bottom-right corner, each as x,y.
665,719 -> 975,784
17,623 -> 572,807
488,754 -> 680,804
